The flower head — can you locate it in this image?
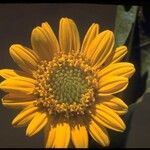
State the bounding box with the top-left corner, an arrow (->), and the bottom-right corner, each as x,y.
0,17 -> 135,148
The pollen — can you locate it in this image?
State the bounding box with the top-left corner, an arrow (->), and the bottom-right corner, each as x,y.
33,52 -> 99,118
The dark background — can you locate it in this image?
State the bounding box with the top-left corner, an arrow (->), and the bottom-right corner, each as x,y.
0,3 -> 149,148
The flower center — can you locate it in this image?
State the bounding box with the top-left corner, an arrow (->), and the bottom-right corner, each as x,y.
51,66 -> 89,103
33,52 -> 99,118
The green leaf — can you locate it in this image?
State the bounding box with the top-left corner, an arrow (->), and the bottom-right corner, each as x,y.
114,5 -> 138,47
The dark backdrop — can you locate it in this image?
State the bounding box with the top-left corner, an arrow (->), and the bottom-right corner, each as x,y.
0,3 -> 149,148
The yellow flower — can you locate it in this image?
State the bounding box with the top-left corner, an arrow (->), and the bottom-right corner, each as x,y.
0,17 -> 135,148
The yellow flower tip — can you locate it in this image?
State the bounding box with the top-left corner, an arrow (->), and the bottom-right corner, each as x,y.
31,27 -> 41,37
112,117 -> 126,132
11,114 -> 24,127
11,118 -> 19,127
9,44 -> 20,54
123,102 -> 128,110
120,45 -> 127,51
91,22 -> 99,28
26,130 -> 33,137
0,69 -> 5,78
60,17 -> 68,24
41,21 -> 49,26
60,17 -> 75,26
107,30 -> 114,43
0,81 -> 5,89
101,30 -> 114,45
33,25 -> 48,39
115,116 -> 126,132
61,17 -> 70,20
103,30 -> 113,35
92,23 -> 100,34
131,65 -> 136,75
95,23 -> 100,30
107,140 -> 110,147
125,63 -> 136,78
10,44 -> 24,49
41,22 -> 52,31
9,44 -> 28,61
9,45 -> 18,60
119,123 -> 126,132
111,46 -> 128,64
131,63 -> 136,73
119,78 -> 128,90
26,126 -> 39,137
25,127 -> 38,137
116,98 -> 128,110
103,139 -> 110,147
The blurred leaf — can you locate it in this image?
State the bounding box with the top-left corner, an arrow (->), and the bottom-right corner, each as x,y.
139,7 -> 150,93
140,35 -> 150,93
114,5 -> 138,47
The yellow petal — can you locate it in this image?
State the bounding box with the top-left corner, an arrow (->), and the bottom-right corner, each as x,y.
98,76 -> 128,96
81,23 -> 99,53
71,118 -> 88,148
92,31 -> 114,69
2,93 -> 36,100
52,120 -> 70,148
85,31 -> 107,61
2,93 -> 36,109
59,17 -> 80,53
88,119 -> 110,147
44,119 -> 56,148
13,113 -> 36,127
111,46 -> 128,63
26,111 -> 48,137
0,76 -> 36,95
98,62 -> 135,79
31,27 -> 51,60
85,30 -> 114,69
31,22 -> 60,60
101,46 -> 128,68
9,44 -> 39,73
2,99 -> 36,109
12,105 -> 38,127
101,96 -> 128,115
0,69 -> 30,79
42,22 -> 60,52
92,104 -> 126,132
